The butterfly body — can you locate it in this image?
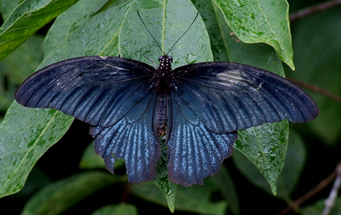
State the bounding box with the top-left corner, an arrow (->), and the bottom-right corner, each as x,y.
152,55 -> 174,137
15,55 -> 319,186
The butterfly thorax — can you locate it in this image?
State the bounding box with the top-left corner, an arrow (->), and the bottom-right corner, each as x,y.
154,55 -> 174,92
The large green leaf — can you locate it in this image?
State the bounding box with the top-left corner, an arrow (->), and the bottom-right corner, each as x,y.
21,171 -> 125,215
0,0 -> 79,62
0,102 -> 73,198
214,0 -> 294,70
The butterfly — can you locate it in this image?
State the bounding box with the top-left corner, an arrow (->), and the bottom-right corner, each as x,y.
14,12 -> 319,187
15,54 -> 319,186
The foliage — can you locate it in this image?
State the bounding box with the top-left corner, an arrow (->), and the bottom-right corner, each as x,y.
0,0 -> 340,214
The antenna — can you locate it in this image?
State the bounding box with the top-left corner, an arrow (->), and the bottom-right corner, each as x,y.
166,13 -> 198,56
137,11 -> 163,54
137,11 -> 199,56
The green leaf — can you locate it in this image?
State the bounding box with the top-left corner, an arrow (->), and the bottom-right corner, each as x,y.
233,129 -> 306,199
0,102 -> 73,198
42,0 -> 132,65
79,142 -> 125,170
92,204 -> 138,215
190,0 -> 229,62
0,0 -> 79,62
44,0 -> 109,56
153,142 -> 177,213
21,171 -> 125,215
287,7 -> 341,145
131,178 -> 227,215
302,198 -> 341,215
234,121 -> 289,195
212,2 -> 286,75
214,0 -> 294,70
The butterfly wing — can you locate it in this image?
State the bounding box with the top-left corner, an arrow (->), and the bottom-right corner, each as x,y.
90,90 -> 161,183
15,56 -> 161,183
172,62 -> 319,134
167,92 -> 237,186
15,56 -> 156,127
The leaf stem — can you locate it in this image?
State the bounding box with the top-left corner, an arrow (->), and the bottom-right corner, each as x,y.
290,0 -> 341,22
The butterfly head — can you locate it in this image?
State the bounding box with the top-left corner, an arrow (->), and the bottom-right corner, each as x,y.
158,55 -> 173,71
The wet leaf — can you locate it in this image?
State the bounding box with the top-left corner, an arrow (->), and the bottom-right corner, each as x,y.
44,0 -> 109,56
214,0 -> 294,70
0,102 -> 73,198
233,130 -> 306,200
153,142 -> 177,213
234,121 -> 289,195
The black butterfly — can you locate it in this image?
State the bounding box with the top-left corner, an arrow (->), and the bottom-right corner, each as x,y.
15,53 -> 319,186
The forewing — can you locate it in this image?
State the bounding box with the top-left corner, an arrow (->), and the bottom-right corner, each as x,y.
89,90 -> 161,184
173,62 -> 319,133
167,92 -> 237,186
15,56 -> 156,127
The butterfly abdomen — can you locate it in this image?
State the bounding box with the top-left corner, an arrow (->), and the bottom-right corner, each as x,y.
155,93 -> 168,136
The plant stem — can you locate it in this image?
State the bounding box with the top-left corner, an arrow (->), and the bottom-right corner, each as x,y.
287,78 -> 341,104
323,162 -> 341,215
276,161 -> 341,215
290,0 -> 341,22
